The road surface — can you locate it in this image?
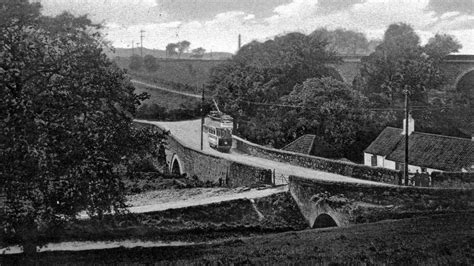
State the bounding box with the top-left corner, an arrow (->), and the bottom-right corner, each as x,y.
131,79 -> 201,99
135,119 -> 392,186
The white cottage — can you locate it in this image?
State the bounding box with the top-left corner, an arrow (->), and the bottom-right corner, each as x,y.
364,116 -> 474,173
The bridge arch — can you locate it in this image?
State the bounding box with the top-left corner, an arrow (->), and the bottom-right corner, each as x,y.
326,67 -> 345,83
312,213 -> 338,228
170,154 -> 184,175
454,68 -> 474,107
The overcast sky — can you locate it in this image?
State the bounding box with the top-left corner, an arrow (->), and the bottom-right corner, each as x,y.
38,0 -> 474,54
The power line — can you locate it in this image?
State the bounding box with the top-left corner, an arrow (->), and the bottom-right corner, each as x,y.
234,99 -> 465,112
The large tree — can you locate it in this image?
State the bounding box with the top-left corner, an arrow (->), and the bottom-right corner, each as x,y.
166,43 -> 178,57
360,23 -> 461,106
278,77 -> 392,160
0,0 -> 161,254
177,40 -> 191,58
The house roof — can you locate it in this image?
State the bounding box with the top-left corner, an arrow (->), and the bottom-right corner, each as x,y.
282,134 -> 316,155
364,127 -> 403,156
366,127 -> 474,171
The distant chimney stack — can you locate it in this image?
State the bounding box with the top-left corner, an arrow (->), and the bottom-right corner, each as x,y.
238,34 -> 241,50
402,114 -> 415,135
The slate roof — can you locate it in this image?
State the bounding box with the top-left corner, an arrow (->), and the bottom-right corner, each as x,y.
364,127 -> 403,156
365,127 -> 474,172
282,134 -> 316,155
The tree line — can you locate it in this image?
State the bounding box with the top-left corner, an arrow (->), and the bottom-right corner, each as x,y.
206,24 -> 466,162
166,41 -> 206,58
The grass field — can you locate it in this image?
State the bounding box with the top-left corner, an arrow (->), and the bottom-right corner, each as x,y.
134,83 -> 200,111
115,57 -> 226,87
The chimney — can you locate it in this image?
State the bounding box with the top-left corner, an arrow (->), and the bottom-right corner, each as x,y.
402,114 -> 415,135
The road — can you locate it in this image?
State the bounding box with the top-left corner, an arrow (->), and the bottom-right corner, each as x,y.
131,79 -> 201,99
135,119 -> 392,186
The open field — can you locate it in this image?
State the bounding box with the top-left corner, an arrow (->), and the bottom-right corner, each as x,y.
133,82 -> 200,110
2,211 -> 472,264
115,57 -> 226,87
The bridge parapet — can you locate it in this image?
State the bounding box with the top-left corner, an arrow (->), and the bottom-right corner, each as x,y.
234,136 -> 401,185
289,175 -> 474,228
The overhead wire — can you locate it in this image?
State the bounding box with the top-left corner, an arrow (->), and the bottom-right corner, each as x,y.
234,99 -> 466,112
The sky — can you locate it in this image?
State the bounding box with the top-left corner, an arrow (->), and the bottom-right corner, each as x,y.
37,0 -> 474,54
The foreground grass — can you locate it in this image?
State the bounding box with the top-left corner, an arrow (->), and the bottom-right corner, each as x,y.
1,211 -> 472,264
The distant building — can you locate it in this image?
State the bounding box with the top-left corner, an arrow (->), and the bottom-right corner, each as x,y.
364,115 -> 474,173
281,134 -> 355,163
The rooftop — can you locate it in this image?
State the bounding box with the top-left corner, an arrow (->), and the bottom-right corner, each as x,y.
365,127 -> 474,171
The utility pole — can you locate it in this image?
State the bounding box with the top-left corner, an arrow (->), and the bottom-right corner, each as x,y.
140,30 -> 145,57
132,41 -> 134,55
404,88 -> 410,186
238,34 -> 241,51
200,87 -> 205,150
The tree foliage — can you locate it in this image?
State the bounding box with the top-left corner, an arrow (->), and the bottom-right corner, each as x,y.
206,31 -> 391,160
129,54 -> 143,70
360,23 -> 461,106
166,43 -> 178,57
310,28 -> 372,55
177,40 -> 191,58
191,47 -> 206,58
280,77 -> 392,159
0,0 -> 162,252
143,54 -> 159,72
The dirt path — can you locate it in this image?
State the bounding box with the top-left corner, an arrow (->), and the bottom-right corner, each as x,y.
131,79 -> 201,98
126,186 -> 287,214
136,119 -> 392,186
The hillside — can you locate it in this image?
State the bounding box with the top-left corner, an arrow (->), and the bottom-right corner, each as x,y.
114,56 -> 226,87
106,47 -> 233,60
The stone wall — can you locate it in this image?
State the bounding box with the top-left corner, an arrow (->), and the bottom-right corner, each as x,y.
431,172 -> 474,189
234,136 -> 401,185
134,121 -> 272,187
289,175 -> 474,227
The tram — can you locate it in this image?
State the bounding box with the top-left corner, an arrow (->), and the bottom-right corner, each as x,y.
204,103 -> 233,152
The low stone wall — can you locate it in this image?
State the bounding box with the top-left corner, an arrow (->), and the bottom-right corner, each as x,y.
289,175 -> 474,226
234,136 -> 401,185
134,121 -> 272,187
431,172 -> 474,188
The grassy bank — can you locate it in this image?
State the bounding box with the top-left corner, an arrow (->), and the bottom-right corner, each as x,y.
3,211 -> 472,264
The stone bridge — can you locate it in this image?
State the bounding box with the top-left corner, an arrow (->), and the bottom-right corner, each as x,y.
133,120 -> 473,228
289,175 -> 474,228
330,54 -> 474,106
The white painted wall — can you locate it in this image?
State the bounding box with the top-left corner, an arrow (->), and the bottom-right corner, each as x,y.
384,160 -> 396,170
363,153 -> 372,166
377,155 -> 384,168
384,159 -> 441,174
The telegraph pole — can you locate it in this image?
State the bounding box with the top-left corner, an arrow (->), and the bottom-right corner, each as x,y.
403,88 -> 410,186
140,30 -> 145,57
200,87 -> 205,150
132,41 -> 134,55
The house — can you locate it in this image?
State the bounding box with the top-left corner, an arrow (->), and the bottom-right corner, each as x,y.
364,115 -> 474,173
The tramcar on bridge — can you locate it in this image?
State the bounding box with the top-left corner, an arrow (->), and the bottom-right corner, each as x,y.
205,111 -> 233,152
